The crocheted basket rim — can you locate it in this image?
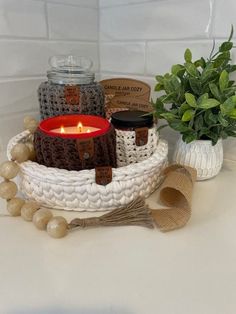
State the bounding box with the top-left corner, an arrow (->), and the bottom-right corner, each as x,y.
7,131 -> 168,212
8,131 -> 167,183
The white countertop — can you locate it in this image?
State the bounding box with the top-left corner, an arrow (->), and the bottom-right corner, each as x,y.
0,160 -> 236,314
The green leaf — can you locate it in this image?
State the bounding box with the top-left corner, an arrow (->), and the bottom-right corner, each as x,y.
200,57 -> 206,68
204,110 -> 218,125
160,112 -> 177,122
213,51 -> 230,68
209,83 -> 221,100
199,127 -> 210,138
179,102 -> 191,115
185,93 -> 197,108
185,62 -> 199,77
155,83 -> 164,91
194,59 -> 204,68
184,48 -> 192,63
197,93 -> 208,104
155,75 -> 164,83
183,133 -> 198,143
219,41 -> 233,52
224,87 -> 236,98
219,70 -> 229,92
182,109 -> 195,122
170,75 -> 181,91
207,131 -> 219,145
198,98 -> 220,109
220,96 -> 236,115
229,65 -> 236,73
171,64 -> 184,75
228,25 -> 234,42
218,112 -> 229,127
229,108 -> 236,119
157,124 -> 168,132
169,121 -> 190,132
160,92 -> 176,103
194,115 -> 204,131
189,77 -> 202,95
201,66 -> 217,83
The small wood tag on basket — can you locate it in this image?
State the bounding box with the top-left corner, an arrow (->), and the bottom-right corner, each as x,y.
95,166 -> 112,185
135,127 -> 149,146
76,138 -> 94,160
64,85 -> 80,105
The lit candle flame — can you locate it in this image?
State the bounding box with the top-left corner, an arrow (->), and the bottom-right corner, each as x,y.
87,129 -> 91,133
77,122 -> 83,133
60,126 -> 65,133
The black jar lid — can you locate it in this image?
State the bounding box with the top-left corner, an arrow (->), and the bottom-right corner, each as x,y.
111,110 -> 153,128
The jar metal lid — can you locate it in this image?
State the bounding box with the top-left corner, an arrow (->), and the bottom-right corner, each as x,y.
111,110 -> 153,129
47,55 -> 95,84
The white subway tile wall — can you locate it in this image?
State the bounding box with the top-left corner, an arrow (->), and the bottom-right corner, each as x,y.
0,0 -> 99,154
47,3 -> 98,40
99,0 -> 236,161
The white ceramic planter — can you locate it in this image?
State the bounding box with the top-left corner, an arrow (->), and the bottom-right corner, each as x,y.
173,138 -> 223,181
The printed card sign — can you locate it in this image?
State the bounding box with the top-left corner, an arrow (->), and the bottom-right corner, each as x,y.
108,96 -> 153,112
100,78 -> 150,99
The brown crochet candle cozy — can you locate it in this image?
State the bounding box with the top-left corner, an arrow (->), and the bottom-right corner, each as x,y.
34,115 -> 117,171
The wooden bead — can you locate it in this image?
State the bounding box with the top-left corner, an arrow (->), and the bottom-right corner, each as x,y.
21,201 -> 40,221
0,181 -> 17,199
33,208 -> 53,230
25,143 -> 36,161
7,198 -> 25,216
0,161 -> 20,179
26,119 -> 38,134
11,143 -> 30,163
23,115 -> 35,126
47,216 -> 68,238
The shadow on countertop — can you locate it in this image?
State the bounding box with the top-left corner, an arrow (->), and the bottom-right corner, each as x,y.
7,306 -> 134,314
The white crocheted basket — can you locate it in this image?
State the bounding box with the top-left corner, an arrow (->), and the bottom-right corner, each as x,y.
116,127 -> 159,167
7,131 -> 168,212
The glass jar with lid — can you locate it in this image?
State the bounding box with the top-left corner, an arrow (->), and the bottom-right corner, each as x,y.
111,110 -> 159,167
38,55 -> 105,120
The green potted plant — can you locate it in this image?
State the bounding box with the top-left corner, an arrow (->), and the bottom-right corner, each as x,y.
153,27 -> 236,180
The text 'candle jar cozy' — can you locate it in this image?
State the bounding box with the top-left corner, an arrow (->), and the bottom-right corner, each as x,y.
34,115 -> 117,171
111,110 -> 159,167
38,55 -> 105,120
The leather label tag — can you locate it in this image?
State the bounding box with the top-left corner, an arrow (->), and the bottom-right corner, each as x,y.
95,166 -> 112,185
64,85 -> 80,105
76,138 -> 94,160
135,127 -> 149,146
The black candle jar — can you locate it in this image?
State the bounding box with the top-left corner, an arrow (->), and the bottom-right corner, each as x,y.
38,55 -> 105,120
111,110 -> 159,167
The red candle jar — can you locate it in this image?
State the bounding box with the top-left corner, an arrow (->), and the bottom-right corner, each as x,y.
34,115 -> 117,171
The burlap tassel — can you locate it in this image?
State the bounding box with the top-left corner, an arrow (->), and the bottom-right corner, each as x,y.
151,164 -> 197,232
68,165 -> 196,232
68,198 -> 154,230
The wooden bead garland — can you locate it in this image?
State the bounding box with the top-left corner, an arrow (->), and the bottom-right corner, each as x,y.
0,116 -> 155,239
0,117 -> 64,238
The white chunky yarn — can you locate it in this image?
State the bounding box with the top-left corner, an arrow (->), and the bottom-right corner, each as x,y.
7,131 -> 168,212
116,127 -> 159,167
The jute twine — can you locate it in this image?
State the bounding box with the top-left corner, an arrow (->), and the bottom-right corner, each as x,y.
68,164 -> 197,232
